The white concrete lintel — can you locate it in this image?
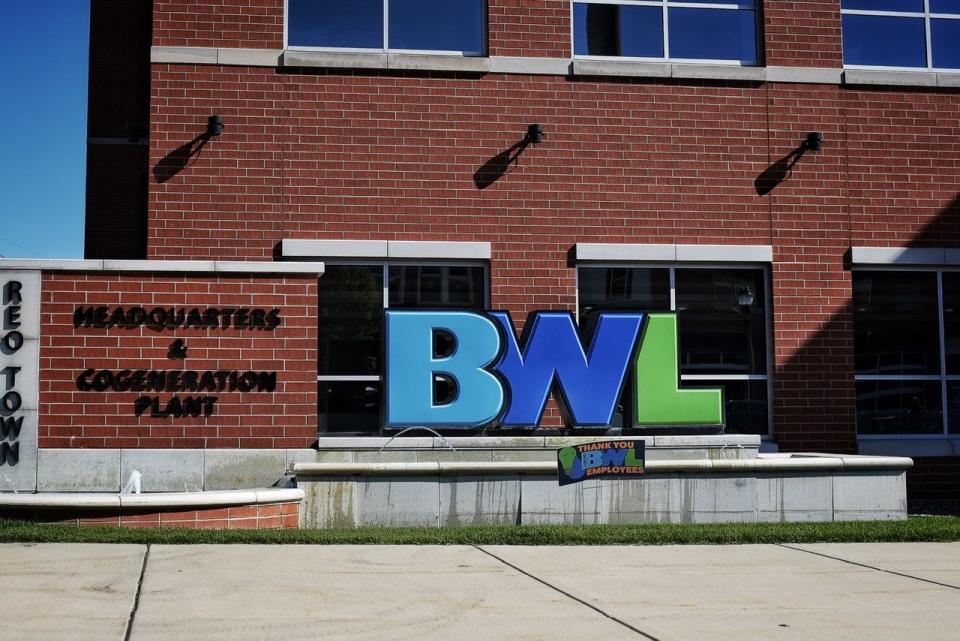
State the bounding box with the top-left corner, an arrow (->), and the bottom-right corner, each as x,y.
576,243 -> 772,263
282,239 -> 490,260
850,247 -> 947,266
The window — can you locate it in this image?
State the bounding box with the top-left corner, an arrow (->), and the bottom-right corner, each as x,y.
842,1 -> 960,69
852,270 -> 960,436
578,265 -> 771,435
318,263 -> 487,435
572,0 -> 759,64
287,0 -> 486,54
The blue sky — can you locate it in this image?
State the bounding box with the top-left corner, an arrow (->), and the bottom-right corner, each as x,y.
0,2 -> 89,259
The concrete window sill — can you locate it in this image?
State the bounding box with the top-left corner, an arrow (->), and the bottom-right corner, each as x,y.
843,69 -> 960,88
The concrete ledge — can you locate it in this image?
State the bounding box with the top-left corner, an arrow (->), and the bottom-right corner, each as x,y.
0,259 -> 325,275
766,66 -> 842,84
843,69 -> 938,87
490,56 -> 571,75
151,46 -> 217,65
294,455 -> 912,476
572,59 -> 671,78
387,54 -> 487,73
314,434 -> 759,450
0,488 -> 304,510
575,243 -> 773,263
218,48 -> 283,67
283,50 -> 387,69
671,64 -> 765,82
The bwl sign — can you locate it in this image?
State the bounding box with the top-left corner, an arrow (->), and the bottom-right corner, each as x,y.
385,310 -> 723,430
73,306 -> 281,419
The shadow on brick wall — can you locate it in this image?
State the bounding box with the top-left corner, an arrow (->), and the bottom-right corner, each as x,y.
771,192 -> 960,499
153,134 -> 212,184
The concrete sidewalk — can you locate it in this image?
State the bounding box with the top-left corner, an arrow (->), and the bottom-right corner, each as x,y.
1,542 -> 957,641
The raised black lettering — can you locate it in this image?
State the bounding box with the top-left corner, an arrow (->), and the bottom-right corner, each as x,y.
1,366 -> 21,389
1,330 -> 23,353
4,306 -> 21,329
0,416 -> 23,440
5,281 -> 23,305
76,368 -> 95,391
1,391 -> 22,413
0,441 -> 19,466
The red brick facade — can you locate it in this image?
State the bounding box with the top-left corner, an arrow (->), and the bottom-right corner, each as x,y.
38,273 -> 317,449
79,1 -> 960,489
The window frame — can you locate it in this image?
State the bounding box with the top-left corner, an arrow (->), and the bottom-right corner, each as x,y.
575,262 -> 774,437
841,1 -> 960,71
284,0 -> 488,56
570,0 -> 761,66
853,266 -> 960,440
317,259 -> 490,436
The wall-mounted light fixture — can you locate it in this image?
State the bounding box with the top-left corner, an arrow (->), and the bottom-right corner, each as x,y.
526,124 -> 544,144
737,285 -> 755,307
805,131 -> 823,152
207,115 -> 225,137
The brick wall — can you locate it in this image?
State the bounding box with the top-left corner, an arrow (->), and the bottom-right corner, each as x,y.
38,273 -> 317,449
153,0 -> 284,49
762,1 -> 842,67
488,0 -> 570,58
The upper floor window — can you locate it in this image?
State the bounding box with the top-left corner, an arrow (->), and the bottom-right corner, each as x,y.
287,0 -> 486,54
572,0 -> 759,64
842,1 -> 960,69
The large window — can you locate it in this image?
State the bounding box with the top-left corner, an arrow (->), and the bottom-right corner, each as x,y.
578,265 -> 771,435
572,0 -> 759,64
287,0 -> 486,54
852,270 -> 960,436
842,1 -> 960,69
318,263 -> 487,435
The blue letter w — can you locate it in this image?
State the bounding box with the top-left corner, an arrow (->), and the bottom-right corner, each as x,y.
489,311 -> 644,428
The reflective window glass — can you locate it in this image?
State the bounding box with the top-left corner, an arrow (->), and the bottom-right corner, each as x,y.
318,266 -> 383,376
939,273 -> 960,373
931,19 -> 960,69
927,0 -> 960,10
675,269 -> 767,375
572,1 -> 757,63
390,0 -> 485,53
319,381 -> 382,434
855,380 -> 943,435
842,0 -> 924,10
573,3 -> 664,57
842,15 -> 927,67
289,0 -> 484,53
288,0 -> 383,49
852,271 -> 940,375
947,382 -> 960,434
668,8 -> 758,63
389,266 -> 485,308
716,380 -> 768,436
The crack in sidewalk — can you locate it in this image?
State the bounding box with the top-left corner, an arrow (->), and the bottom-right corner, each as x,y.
123,544 -> 151,641
777,543 -> 960,591
473,545 -> 663,641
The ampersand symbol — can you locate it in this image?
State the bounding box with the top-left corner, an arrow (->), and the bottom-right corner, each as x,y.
167,339 -> 188,360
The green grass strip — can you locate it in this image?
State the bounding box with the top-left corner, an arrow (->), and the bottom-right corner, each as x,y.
0,516 -> 959,545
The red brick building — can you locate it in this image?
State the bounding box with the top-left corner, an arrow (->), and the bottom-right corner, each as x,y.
73,0 -> 960,501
